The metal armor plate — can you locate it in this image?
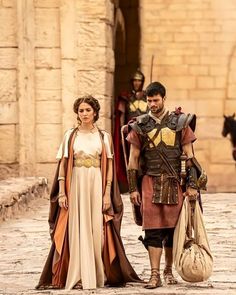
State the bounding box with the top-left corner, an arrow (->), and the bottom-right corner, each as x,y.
129,99 -> 147,113
147,127 -> 176,147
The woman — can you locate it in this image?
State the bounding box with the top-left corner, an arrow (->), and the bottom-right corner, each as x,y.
36,95 -> 140,290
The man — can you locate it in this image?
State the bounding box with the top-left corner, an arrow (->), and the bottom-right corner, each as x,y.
126,81 -> 205,289
113,69 -> 147,193
115,69 -> 147,126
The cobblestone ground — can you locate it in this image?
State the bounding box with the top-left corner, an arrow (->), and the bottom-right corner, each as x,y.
0,193 -> 235,295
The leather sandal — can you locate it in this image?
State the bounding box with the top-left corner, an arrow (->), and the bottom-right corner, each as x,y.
163,266 -> 178,285
144,268 -> 162,289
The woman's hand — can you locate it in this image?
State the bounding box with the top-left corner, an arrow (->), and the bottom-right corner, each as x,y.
103,186 -> 111,212
58,193 -> 68,210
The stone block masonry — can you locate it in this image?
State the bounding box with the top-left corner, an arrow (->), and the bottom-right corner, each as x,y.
140,0 -> 236,192
0,177 -> 48,222
0,0 -> 236,191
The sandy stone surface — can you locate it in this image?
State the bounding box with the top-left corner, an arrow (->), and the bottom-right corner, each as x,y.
0,193 -> 235,295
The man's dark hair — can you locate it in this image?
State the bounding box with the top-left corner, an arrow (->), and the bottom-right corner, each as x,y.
145,81 -> 166,98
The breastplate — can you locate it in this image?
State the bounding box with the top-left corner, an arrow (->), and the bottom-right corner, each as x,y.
142,125 -> 182,176
126,93 -> 147,120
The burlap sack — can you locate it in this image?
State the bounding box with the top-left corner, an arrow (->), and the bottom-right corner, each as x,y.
173,197 -> 213,282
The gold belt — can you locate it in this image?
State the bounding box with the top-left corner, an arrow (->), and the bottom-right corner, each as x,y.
73,157 -> 100,168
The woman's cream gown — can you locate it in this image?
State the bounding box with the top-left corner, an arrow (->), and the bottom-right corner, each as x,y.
57,129 -> 112,290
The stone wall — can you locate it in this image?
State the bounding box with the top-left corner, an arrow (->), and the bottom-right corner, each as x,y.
1,0 -> 236,192
140,0 -> 236,192
0,0 -> 114,182
0,0 -> 18,178
0,177 -> 48,222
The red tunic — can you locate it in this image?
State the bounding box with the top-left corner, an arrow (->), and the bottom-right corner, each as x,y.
127,126 -> 196,230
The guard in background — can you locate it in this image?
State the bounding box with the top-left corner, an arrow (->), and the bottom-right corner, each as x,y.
113,69 -> 147,193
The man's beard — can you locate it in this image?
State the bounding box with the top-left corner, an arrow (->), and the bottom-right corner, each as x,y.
151,104 -> 165,116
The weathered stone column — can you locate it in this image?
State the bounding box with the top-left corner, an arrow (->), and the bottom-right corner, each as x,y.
17,0 -> 36,176
60,0 -> 77,131
75,0 -> 115,132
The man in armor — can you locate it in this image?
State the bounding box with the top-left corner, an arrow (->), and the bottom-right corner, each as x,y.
126,81 -> 207,289
113,69 -> 147,193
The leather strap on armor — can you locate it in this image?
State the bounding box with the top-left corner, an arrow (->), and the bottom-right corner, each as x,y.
127,169 -> 138,193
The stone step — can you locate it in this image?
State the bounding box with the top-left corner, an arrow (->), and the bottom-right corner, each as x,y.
0,177 -> 48,222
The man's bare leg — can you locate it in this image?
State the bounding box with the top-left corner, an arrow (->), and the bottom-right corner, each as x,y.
164,247 -> 177,284
144,246 -> 163,289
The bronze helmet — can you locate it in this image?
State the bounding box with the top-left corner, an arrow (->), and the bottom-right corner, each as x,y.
131,68 -> 145,82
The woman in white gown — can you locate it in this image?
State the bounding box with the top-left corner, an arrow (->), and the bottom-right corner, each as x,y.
36,96 -> 140,290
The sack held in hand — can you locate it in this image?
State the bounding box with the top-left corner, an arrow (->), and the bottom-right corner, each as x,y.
173,197 -> 213,282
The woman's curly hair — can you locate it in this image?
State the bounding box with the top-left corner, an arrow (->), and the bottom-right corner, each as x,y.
73,95 -> 100,122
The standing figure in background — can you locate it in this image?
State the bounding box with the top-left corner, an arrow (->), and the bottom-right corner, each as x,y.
113,69 -> 147,193
36,95 -> 140,290
126,82 -> 206,289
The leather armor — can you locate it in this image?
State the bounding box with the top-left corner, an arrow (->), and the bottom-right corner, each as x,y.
129,111 -> 196,204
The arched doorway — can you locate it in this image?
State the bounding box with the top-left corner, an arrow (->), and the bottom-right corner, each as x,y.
113,0 -> 141,130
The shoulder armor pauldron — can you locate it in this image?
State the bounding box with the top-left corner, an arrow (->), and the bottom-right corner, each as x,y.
129,114 -> 156,135
136,114 -> 149,124
167,111 -> 196,132
166,112 -> 179,130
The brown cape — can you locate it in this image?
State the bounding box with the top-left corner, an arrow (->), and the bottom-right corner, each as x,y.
36,128 -> 140,289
